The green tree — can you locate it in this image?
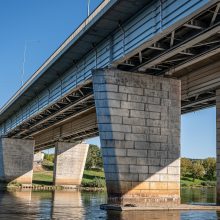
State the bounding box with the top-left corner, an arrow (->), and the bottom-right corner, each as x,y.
181,158 -> 192,177
44,153 -> 54,163
191,161 -> 205,181
85,145 -> 103,170
203,157 -> 216,180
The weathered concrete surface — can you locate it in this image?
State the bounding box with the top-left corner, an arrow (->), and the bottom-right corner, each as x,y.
216,89 -> 220,204
93,69 -> 181,207
0,138 -> 34,184
53,142 -> 89,186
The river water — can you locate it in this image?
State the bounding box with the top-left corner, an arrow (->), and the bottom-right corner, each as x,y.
0,188 -> 219,219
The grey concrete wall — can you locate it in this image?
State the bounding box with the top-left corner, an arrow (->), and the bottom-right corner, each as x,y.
53,142 -> 89,186
93,69 -> 181,207
216,89 -> 220,204
0,138 -> 34,184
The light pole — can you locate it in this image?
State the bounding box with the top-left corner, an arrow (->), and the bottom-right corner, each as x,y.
21,40 -> 39,86
87,0 -> 90,16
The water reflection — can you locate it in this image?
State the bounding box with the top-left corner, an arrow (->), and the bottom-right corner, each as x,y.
181,187 -> 216,204
0,188 -> 219,219
107,210 -> 180,220
52,191 -> 85,219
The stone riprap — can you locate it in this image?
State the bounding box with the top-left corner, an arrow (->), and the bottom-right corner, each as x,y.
93,68 -> 181,206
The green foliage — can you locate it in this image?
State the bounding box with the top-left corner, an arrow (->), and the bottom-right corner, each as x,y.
44,154 -> 54,163
33,172 -> 53,186
181,158 -> 192,176
85,145 -> 103,170
201,181 -> 216,187
181,157 -> 216,184
181,176 -> 216,188
191,161 -> 205,181
202,157 -> 216,180
82,169 -> 106,188
42,159 -> 54,171
81,177 -> 105,188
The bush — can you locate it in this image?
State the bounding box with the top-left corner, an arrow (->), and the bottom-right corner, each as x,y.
201,181 -> 216,187
181,183 -> 187,187
81,177 -> 105,188
44,154 -> 54,163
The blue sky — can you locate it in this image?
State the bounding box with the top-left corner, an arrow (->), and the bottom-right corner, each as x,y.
0,1 -> 216,159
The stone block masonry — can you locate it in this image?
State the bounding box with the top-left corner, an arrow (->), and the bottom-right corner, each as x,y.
0,138 -> 34,185
53,142 -> 89,186
93,68 -> 181,207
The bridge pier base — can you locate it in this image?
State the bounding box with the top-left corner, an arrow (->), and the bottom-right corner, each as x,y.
93,69 -> 181,207
53,142 -> 89,186
0,138 -> 34,185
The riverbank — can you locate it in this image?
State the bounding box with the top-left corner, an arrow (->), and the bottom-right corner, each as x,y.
32,169 -> 106,188
181,176 -> 216,188
28,169 -> 218,190
4,166 -> 216,191
33,168 -> 215,189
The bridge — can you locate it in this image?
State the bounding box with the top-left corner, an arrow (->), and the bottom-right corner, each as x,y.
1,0 -> 220,207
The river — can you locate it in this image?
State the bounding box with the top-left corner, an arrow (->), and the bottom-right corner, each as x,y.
0,188 -> 219,219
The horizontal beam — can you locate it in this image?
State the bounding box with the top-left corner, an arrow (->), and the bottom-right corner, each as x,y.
137,25 -> 220,71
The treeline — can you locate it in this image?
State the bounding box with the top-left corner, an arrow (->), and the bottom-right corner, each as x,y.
181,157 -> 216,181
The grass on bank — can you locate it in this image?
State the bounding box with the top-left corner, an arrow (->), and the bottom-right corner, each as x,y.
181,176 -> 216,188
33,169 -> 106,188
33,171 -> 53,186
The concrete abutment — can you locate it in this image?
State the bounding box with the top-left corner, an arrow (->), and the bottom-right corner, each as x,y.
0,138 -> 34,185
93,69 -> 181,207
53,142 -> 89,186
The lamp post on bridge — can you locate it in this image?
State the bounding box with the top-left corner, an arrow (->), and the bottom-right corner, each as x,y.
21,40 -> 40,86
87,0 -> 90,16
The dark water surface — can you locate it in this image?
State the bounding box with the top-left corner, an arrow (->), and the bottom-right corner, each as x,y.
0,188 -> 219,219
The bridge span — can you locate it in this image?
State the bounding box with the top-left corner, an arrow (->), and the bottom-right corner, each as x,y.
1,0 -> 220,207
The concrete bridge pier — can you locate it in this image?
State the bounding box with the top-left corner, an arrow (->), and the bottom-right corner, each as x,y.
53,142 -> 89,187
0,138 -> 34,185
93,69 -> 181,207
216,89 -> 220,204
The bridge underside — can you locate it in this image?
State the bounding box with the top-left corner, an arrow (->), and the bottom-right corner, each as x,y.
2,1 -> 220,208
3,2 -> 220,151
4,58 -> 220,151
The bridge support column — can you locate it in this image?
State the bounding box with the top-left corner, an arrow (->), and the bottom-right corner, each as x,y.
53,142 -> 89,186
0,138 -> 34,185
216,89 -> 220,204
93,69 -> 181,207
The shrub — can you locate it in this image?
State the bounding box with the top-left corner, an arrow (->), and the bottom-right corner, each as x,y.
81,177 -> 105,188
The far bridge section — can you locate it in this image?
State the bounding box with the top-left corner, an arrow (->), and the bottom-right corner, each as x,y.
1,0 -> 220,208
